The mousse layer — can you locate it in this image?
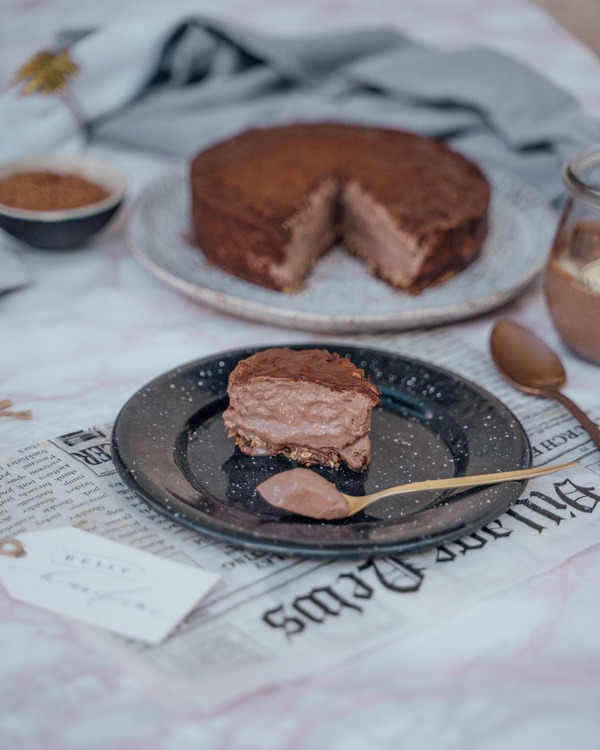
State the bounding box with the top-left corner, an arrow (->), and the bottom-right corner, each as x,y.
268,178 -> 339,292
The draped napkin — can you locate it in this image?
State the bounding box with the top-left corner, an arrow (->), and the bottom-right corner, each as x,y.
2,16 -> 600,209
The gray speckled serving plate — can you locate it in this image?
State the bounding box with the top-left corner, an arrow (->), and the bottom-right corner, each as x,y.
127,163 -> 555,333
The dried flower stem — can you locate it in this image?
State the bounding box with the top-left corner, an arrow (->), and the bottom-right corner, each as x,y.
0,399 -> 33,420
0,410 -> 33,421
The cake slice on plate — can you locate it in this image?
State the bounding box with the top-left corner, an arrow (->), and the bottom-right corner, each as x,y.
222,348 -> 381,471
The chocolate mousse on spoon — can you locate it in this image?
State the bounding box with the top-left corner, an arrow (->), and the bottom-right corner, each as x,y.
257,463 -> 577,520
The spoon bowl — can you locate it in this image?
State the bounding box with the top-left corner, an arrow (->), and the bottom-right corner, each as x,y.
491,319 -> 567,393
490,319 -> 600,450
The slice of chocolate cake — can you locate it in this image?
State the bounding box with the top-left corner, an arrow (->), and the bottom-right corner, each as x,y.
222,348 -> 381,470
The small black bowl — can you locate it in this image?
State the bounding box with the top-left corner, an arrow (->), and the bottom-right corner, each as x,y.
0,155 -> 126,249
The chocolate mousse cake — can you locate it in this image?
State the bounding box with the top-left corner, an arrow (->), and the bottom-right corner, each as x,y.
190,123 -> 490,293
222,348 -> 381,470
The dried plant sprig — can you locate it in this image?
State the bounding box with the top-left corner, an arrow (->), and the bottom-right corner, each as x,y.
0,410 -> 33,421
0,399 -> 33,420
13,49 -> 80,96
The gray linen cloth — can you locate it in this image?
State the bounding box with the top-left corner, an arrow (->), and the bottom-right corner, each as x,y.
83,17 -> 600,207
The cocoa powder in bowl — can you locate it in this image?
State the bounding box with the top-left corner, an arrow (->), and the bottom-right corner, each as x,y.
0,171 -> 109,211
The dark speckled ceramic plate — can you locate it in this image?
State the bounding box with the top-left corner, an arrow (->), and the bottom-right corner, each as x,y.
111,344 -> 531,558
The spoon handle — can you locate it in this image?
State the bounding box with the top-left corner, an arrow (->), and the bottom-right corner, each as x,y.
349,460 -> 579,515
553,391 -> 600,452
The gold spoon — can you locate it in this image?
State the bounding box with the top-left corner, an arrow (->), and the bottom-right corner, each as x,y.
490,319 -> 600,451
257,462 -> 578,520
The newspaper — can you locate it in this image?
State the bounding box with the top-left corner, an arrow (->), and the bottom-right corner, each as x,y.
1,326 -> 600,712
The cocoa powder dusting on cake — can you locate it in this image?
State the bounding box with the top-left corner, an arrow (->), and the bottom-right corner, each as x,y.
0,171 -> 109,211
229,347 -> 381,401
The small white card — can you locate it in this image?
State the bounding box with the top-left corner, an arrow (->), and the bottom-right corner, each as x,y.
0,527 -> 220,644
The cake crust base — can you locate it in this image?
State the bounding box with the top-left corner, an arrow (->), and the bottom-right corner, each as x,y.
229,428 -> 371,471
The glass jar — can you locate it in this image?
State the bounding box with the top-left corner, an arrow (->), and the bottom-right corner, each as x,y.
544,145 -> 600,364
